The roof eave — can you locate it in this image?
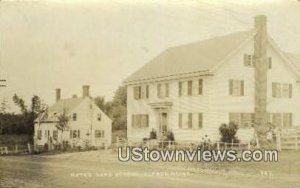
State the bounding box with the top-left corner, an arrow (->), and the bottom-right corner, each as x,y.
123,70 -> 214,85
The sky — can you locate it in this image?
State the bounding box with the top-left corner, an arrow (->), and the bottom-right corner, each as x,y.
0,0 -> 300,112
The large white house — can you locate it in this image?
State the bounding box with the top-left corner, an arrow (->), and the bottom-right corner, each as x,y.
123,15 -> 300,143
34,86 -> 112,148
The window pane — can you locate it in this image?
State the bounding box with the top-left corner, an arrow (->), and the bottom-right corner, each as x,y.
157,84 -> 161,98
272,113 -> 282,127
282,84 -> 289,98
178,113 -> 182,128
283,113 -> 292,127
165,83 -> 169,97
229,113 -> 240,125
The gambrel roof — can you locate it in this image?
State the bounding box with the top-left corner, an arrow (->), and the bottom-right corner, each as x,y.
124,30 -> 254,84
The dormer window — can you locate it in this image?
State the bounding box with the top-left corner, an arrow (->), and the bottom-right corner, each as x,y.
97,113 -> 101,121
72,113 -> 77,121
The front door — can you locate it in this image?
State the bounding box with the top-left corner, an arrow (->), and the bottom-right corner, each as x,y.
159,113 -> 168,135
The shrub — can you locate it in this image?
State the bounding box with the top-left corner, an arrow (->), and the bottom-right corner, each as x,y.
149,129 -> 157,139
219,122 -> 239,143
165,131 -> 175,142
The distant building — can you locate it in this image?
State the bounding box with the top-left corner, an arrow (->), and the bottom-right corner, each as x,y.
34,85 -> 112,148
123,15 -> 300,143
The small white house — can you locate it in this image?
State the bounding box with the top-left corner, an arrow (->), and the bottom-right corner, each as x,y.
34,85 -> 112,149
124,15 -> 300,143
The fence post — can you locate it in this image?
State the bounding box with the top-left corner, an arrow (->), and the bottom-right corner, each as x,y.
116,136 -> 119,149
248,141 -> 251,150
27,143 -> 32,154
217,142 -> 220,150
276,132 -> 281,151
15,144 -> 18,153
168,141 -> 171,150
225,143 -> 227,150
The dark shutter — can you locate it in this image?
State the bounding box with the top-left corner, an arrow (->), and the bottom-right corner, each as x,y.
198,113 -> 203,129
188,80 -> 193,96
178,82 -> 182,96
132,115 -> 135,128
272,83 -> 276,97
146,85 -> 149,98
289,84 -> 292,98
199,79 -> 203,95
229,80 -> 233,95
240,80 -> 244,96
188,113 -> 193,129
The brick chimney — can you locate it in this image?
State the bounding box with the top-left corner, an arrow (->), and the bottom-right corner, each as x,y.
254,15 -> 268,134
56,88 -> 61,102
82,85 -> 90,98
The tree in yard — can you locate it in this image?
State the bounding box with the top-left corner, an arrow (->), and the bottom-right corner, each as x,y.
12,94 -> 45,138
13,94 -> 27,114
219,122 -> 239,143
94,86 -> 127,130
55,109 -> 70,147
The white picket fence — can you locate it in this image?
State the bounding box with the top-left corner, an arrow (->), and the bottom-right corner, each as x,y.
0,143 -> 32,155
280,128 -> 300,151
115,136 -> 254,150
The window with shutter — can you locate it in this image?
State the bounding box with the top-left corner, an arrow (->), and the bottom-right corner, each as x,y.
244,54 -> 253,67
229,80 -> 244,96
229,113 -> 241,125
132,114 -> 149,128
272,113 -> 282,127
133,86 -> 142,100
